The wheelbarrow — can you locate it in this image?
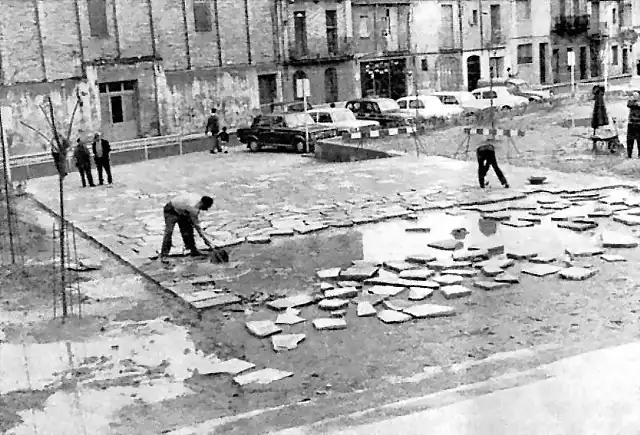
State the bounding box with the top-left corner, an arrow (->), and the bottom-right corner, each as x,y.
573,117 -> 624,155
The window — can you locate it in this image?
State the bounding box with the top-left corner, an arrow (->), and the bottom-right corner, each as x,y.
326,11 -> 338,55
194,0 -> 212,32
612,45 -> 619,65
317,113 -> 333,123
359,15 -> 371,38
398,100 -> 407,109
482,91 -> 497,99
88,0 -> 108,38
490,56 -> 504,77
471,10 -> 478,26
292,70 -> 307,100
294,11 -> 308,56
516,0 -> 531,20
517,43 -> 533,64
612,8 -> 617,25
421,58 -> 428,71
408,99 -> 425,109
99,81 -> 137,124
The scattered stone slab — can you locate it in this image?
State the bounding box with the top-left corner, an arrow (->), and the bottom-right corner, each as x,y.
340,266 -> 379,281
192,294 -> 241,310
377,309 -> 412,324
356,292 -> 388,306
189,276 -> 217,286
541,203 -> 571,210
508,203 -> 538,211
272,334 -> 306,352
320,282 -> 334,291
182,289 -> 224,303
383,299 -> 416,311
246,320 -> 282,338
441,269 -> 478,277
199,358 -> 256,375
473,281 -> 509,291
501,220 -> 534,228
384,261 -> 419,273
399,268 -> 434,280
405,254 -> 437,264
313,318 -> 347,330
433,275 -> 464,286
405,226 -> 431,233
337,280 -> 363,288
530,256 -> 556,264
506,249 -> 538,260
364,269 -> 402,286
495,273 -> 520,284
368,285 -> 406,296
588,209 -> 613,218
529,209 -> 555,216
565,246 -> 605,258
601,254 -> 626,262
330,310 -> 347,318
519,216 -> 542,223
481,265 -> 504,277
247,234 -> 272,244
408,287 -> 435,301
600,231 -> 638,248
477,204 -> 510,213
453,249 -> 489,262
295,223 -> 328,234
468,242 -> 505,256
352,260 -> 382,268
397,279 -> 440,289
324,287 -> 359,299
427,260 -> 460,271
478,258 -> 515,269
557,221 -> 598,232
319,298 -> 350,310
317,268 -> 342,279
427,239 -> 464,251
559,267 -> 597,280
234,368 -> 294,386
403,303 -> 456,319
440,285 -> 472,299
266,294 -> 317,311
270,228 -> 296,237
612,214 -> 640,226
357,301 -> 377,317
275,311 -> 306,325
522,264 -> 562,277
537,198 -> 558,205
482,211 -> 511,221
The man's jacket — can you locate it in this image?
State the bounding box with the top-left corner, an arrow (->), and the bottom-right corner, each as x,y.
92,139 -> 111,158
74,145 -> 91,168
206,115 -> 220,134
628,99 -> 640,125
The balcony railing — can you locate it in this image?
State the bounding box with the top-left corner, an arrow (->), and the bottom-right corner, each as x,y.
287,40 -> 354,65
552,14 -> 590,37
589,21 -> 610,37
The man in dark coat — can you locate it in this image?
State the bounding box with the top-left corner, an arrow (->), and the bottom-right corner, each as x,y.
205,108 -> 222,154
73,139 -> 95,188
476,138 -> 509,189
591,85 -> 609,133
627,92 -> 640,158
92,132 -> 113,185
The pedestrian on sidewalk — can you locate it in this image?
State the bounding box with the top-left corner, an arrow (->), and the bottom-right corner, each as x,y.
92,132 -> 113,185
73,138 -> 95,188
217,127 -> 229,153
626,92 -> 640,158
206,108 -> 222,154
476,138 -> 509,189
159,194 -> 216,263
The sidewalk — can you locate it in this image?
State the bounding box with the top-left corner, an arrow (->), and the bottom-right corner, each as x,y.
272,340 -> 640,435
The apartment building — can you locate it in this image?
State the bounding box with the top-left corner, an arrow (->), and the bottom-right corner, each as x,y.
0,0 -> 281,156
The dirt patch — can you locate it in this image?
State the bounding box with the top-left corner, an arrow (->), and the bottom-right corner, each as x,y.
0,389 -> 52,433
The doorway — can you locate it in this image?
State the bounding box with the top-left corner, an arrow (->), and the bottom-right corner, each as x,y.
539,43 -> 548,84
579,46 -> 588,79
466,55 -> 481,91
258,74 -> 278,107
552,48 -> 560,83
590,41 -> 601,77
324,68 -> 339,103
99,80 -> 139,142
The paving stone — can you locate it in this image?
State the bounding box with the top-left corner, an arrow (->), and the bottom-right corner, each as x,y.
313,318 -> 347,330
272,334 -> 306,352
601,254 -> 627,262
295,223 -> 328,234
481,265 -> 504,277
377,309 -> 412,324
441,269 -> 478,277
508,203 -> 538,211
182,289 -> 224,303
565,246 -> 605,258
367,285 -> 407,296
482,211 -> 511,221
324,286 -> 359,299
384,261 -> 420,273
405,254 -> 437,264
198,358 -> 256,375
383,299 -> 416,311
541,202 -> 571,210
494,273 -> 520,283
364,270 -> 402,286
352,260 -> 382,268
612,214 -> 640,226
234,368 -> 294,386
559,267 -> 598,280
506,249 -> 538,260
519,216 -> 542,223
396,278 -> 440,289
399,268 -> 434,280
405,226 -> 431,233
266,294 -> 317,311
275,311 -> 306,325
320,282 -> 334,291
427,239 -> 464,251
330,310 -> 347,318
473,281 -> 510,291
427,259 -> 461,271
453,249 -> 489,262
468,242 -> 505,256
529,209 -> 555,216
192,294 -> 242,310
477,204 -> 510,213
522,264 -> 562,277
340,266 -> 380,281
337,280 -> 363,288
611,205 -> 631,212
587,209 -> 613,218
317,268 -> 342,279
269,228 -> 295,237
557,221 -> 598,232
530,255 -> 556,264
357,301 -> 377,317
408,287 -> 435,301
246,320 -> 282,338
440,284 -> 472,299
600,231 -> 638,248
501,220 -> 535,228
247,234 -> 272,244
433,275 -> 464,286
189,276 -> 218,286
319,298 -> 350,310
403,303 -> 456,319
537,198 -> 558,205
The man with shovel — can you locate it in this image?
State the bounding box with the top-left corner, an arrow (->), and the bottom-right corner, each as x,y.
476,136 -> 509,189
159,194 -> 217,263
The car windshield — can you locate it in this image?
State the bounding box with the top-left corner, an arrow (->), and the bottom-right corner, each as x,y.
457,93 -> 476,103
513,80 -> 531,90
421,96 -> 444,107
285,113 -> 314,127
330,109 -> 357,123
375,99 -> 400,111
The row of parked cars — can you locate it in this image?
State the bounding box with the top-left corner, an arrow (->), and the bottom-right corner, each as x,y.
237,78 -> 553,153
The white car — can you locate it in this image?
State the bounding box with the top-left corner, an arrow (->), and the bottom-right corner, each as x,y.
308,107 -> 380,134
396,95 -> 464,119
430,91 -> 481,115
470,87 -> 529,111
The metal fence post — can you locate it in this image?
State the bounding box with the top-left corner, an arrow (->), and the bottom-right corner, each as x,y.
144,143 -> 149,161
179,137 -> 183,155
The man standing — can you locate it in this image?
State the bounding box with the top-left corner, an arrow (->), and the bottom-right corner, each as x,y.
73,139 -> 95,188
205,108 -> 222,154
627,92 -> 640,158
476,138 -> 509,189
159,194 -> 216,263
92,133 -> 113,184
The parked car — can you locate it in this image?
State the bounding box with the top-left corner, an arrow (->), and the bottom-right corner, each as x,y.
307,107 -> 380,134
313,101 -> 349,109
476,78 -> 553,101
345,98 -> 415,128
396,95 -> 464,119
430,91 -> 482,115
470,87 -> 529,111
260,100 -> 313,114
237,113 -> 337,153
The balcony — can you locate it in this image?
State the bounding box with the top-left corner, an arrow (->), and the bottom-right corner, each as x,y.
552,14 -> 590,38
589,21 -> 610,39
286,39 -> 354,66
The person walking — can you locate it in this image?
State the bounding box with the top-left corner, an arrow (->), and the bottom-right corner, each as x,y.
217,127 -> 229,153
92,133 -> 113,185
73,139 -> 95,188
476,138 -> 509,189
159,194 -> 216,263
206,108 -> 222,154
627,92 -> 640,158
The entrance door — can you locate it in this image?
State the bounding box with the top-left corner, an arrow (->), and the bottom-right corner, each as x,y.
623,47 -> 629,74
466,55 -> 481,91
324,68 -> 339,103
99,80 -> 140,142
579,46 -> 588,79
258,74 -> 278,107
539,43 -> 547,83
590,41 -> 601,77
552,48 -> 560,83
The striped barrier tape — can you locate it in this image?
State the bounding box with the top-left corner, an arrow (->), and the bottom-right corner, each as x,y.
463,128 -> 526,137
342,126 -> 416,140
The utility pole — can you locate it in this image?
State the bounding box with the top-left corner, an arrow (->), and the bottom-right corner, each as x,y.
0,101 -> 16,264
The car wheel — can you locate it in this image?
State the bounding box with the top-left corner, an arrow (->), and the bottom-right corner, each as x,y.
294,139 -> 306,154
501,105 -> 512,111
248,139 -> 261,152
